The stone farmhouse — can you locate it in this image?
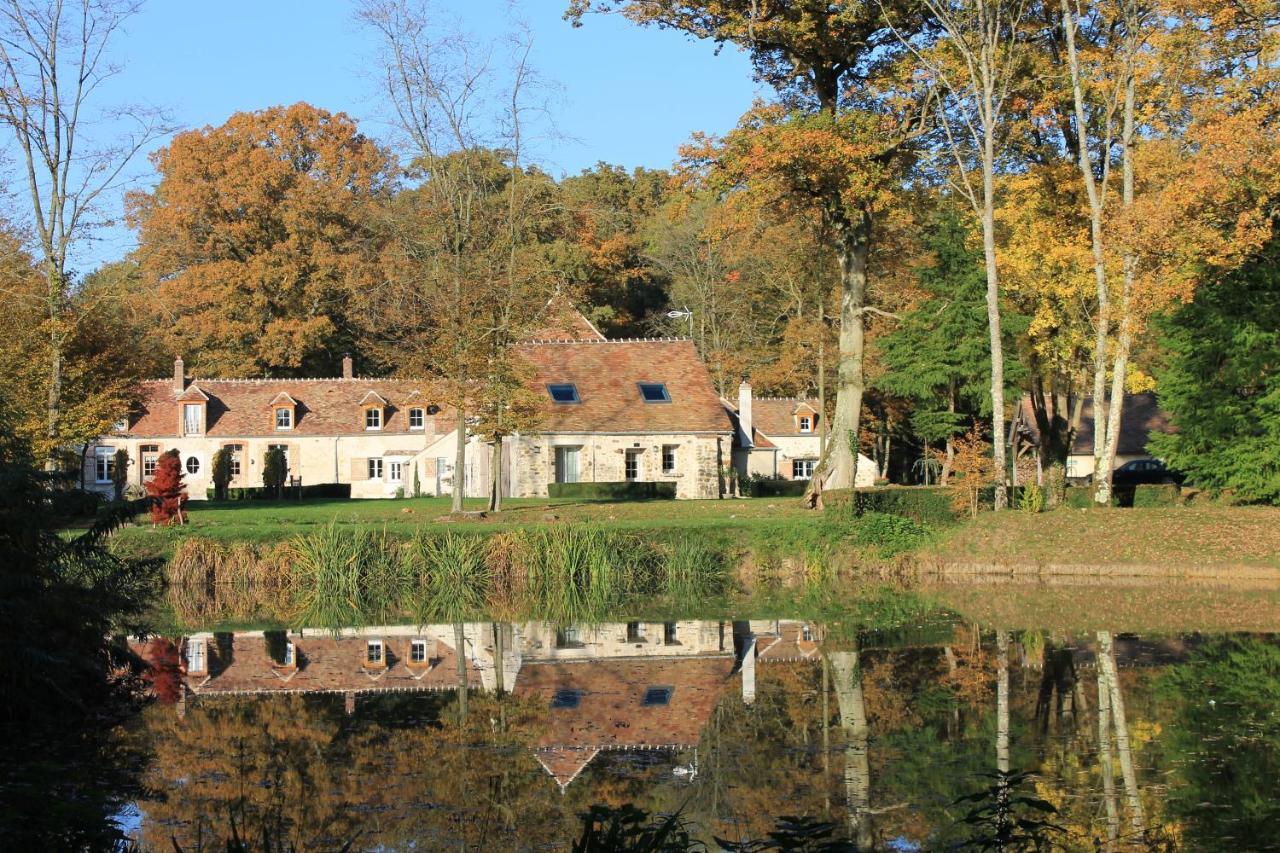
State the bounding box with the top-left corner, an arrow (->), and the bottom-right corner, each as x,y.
1018,391 -> 1171,482
87,304 -> 743,500
724,380 -> 876,487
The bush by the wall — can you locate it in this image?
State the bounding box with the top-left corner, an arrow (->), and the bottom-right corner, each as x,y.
205,483 -> 352,501
547,481 -> 676,501
1063,486 -> 1119,508
744,476 -> 808,498
47,488 -> 104,520
1131,483 -> 1182,508
825,487 -> 956,526
852,511 -> 930,557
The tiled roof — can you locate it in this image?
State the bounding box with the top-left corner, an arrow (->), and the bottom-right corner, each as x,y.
515,656 -> 734,787
755,622 -> 823,663
516,340 -> 734,434
1019,392 -> 1170,456
124,378 -> 451,438
182,632 -> 481,695
742,397 -> 823,439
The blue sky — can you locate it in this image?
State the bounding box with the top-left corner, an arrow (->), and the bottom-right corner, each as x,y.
58,0 -> 762,271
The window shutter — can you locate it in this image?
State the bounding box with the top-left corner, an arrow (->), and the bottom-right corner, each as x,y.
351,458 -> 368,480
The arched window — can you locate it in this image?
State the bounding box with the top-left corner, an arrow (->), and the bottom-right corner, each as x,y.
186,456 -> 201,475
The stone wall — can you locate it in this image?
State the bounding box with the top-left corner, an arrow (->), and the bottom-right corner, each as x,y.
508,433 -> 727,499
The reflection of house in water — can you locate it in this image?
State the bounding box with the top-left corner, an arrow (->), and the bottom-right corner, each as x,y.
159,619 -> 829,791
176,626 -> 489,709
515,620 -> 736,790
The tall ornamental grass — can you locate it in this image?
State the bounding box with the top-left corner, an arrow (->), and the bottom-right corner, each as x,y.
289,525 -> 406,630
408,531 -> 490,624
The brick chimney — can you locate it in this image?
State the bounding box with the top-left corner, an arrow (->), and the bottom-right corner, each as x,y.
173,357 -> 185,392
342,354 -> 353,379
737,380 -> 754,448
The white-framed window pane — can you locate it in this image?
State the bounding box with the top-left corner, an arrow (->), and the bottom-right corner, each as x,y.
275,407 -> 292,429
227,446 -> 242,476
625,450 -> 640,481
183,404 -> 202,434
793,459 -> 816,479
368,458 -> 383,479
799,415 -> 812,432
186,456 -> 201,475
187,639 -> 206,672
409,408 -> 424,429
367,640 -> 383,664
389,461 -> 402,482
411,639 -> 427,663
365,408 -> 381,429
141,445 -> 159,478
95,448 -> 114,483
661,445 -> 677,474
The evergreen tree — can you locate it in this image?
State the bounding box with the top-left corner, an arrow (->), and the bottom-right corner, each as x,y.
210,447 -> 232,501
875,212 -> 1026,482
1149,228 -> 1280,502
146,449 -> 187,525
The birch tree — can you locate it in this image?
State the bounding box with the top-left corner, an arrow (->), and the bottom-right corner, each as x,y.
0,0 -> 168,463
357,0 -> 559,513
884,0 -> 1031,508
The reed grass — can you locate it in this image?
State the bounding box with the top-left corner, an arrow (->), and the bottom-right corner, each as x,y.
407,531 -> 490,624
288,524 -> 405,630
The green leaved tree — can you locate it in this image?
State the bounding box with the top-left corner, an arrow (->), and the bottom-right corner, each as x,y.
876,212 -> 1026,485
1148,228 -> 1280,503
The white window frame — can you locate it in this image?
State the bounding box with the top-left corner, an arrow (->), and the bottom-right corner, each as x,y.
793,458 -> 817,480
661,444 -> 678,474
113,417 -> 128,433
283,640 -> 296,667
94,447 -> 115,484
625,449 -> 641,481
365,407 -> 382,430
409,408 -> 424,430
410,639 -> 428,664
226,445 -> 242,477
141,445 -> 160,479
366,639 -> 384,665
187,638 -> 206,673
183,404 -> 203,436
799,415 -> 813,433
186,455 -> 201,476
389,461 -> 402,482
275,407 -> 293,430
368,458 -> 384,480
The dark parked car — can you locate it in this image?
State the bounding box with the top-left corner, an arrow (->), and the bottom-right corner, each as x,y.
1110,458 -> 1184,486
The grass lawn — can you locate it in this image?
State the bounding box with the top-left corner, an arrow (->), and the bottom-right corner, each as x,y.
112,494 -> 817,553
926,504 -> 1280,571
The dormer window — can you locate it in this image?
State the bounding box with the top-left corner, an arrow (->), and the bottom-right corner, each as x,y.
409,638 -> 434,667
642,686 -> 673,707
283,641 -> 296,667
365,639 -> 385,668
409,407 -> 425,429
113,416 -> 128,433
275,407 -> 293,429
799,415 -> 813,433
547,383 -> 580,404
365,407 -> 382,429
186,638 -> 206,674
638,382 -> 671,403
183,403 -> 204,435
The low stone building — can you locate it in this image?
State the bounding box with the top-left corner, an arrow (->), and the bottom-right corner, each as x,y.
724,381 -> 876,487
1018,391 -> 1171,482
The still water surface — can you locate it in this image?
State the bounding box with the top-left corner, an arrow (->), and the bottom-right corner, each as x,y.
112,617 -> 1280,851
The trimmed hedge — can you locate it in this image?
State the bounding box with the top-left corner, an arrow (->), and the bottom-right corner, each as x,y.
205,483 -> 352,501
547,481 -> 677,501
824,487 -> 956,526
1131,483 -> 1182,508
746,477 -> 809,498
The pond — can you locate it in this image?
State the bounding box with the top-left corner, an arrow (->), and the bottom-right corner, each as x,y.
108,613 -> 1279,851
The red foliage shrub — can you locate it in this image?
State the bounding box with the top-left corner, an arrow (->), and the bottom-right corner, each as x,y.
145,448 -> 188,525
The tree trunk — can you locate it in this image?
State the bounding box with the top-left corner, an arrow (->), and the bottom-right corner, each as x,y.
941,382 -> 957,486
813,211 -> 871,495
45,308 -> 64,470
452,405 -> 466,513
996,630 -> 1010,774
829,649 -> 872,850
1096,650 -> 1120,849
1098,631 -> 1145,838
488,437 -> 503,513
454,621 -> 469,724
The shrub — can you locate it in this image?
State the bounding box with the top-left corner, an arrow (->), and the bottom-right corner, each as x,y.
662,534 -> 729,603
205,484 -> 352,501
146,449 -> 187,526
47,488 -> 103,520
852,511 -> 930,558
744,475 -> 808,498
210,448 -> 232,501
546,481 -> 676,500
289,525 -> 405,629
111,448 -> 129,501
262,446 -> 288,499
1017,483 -> 1044,513
1063,486 -> 1117,508
1132,483 -> 1182,508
